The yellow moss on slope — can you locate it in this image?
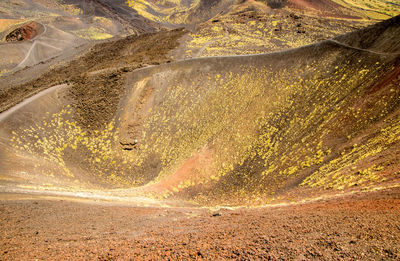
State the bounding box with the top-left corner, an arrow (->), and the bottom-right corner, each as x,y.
331,0 -> 400,20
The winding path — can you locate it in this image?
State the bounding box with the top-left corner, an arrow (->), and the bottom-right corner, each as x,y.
13,23 -> 72,70
327,39 -> 400,56
0,84 -> 67,122
15,23 -> 47,68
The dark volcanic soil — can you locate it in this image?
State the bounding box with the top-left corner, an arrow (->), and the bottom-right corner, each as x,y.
68,28 -> 185,130
1,187 -> 399,260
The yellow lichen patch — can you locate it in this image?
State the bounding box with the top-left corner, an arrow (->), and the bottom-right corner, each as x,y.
126,0 -> 162,22
62,4 -> 83,16
126,0 -> 203,25
72,26 -> 113,40
302,115 -> 400,189
93,16 -> 114,30
10,107 -> 143,187
0,69 -> 9,76
186,14 -> 368,57
331,0 -> 400,20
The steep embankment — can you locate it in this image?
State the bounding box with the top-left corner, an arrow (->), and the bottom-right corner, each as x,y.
1,16 -> 399,206
0,28 -> 187,193
116,17 -> 400,205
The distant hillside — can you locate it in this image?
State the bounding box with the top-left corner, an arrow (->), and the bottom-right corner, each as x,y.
125,0 -> 235,27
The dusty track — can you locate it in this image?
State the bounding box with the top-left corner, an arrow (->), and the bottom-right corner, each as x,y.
14,23 -> 46,68
0,84 -> 66,122
13,23 -> 77,71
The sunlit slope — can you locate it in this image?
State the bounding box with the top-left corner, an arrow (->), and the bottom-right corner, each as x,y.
330,0 -> 400,20
117,16 -> 400,205
1,17 -> 399,206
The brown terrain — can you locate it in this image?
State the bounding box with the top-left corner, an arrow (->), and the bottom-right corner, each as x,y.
1,187 -> 399,260
0,27 -> 186,120
0,0 -> 400,259
287,0 -> 358,18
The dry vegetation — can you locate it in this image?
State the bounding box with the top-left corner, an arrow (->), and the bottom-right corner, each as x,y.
183,1 -> 370,57
331,0 -> 400,20
8,17 -> 400,206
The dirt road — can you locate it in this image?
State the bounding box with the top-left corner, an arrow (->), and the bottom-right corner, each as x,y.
0,84 -> 66,122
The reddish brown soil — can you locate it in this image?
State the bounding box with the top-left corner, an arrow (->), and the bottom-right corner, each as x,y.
288,0 -> 361,19
1,187 -> 399,260
5,22 -> 42,42
144,146 -> 214,195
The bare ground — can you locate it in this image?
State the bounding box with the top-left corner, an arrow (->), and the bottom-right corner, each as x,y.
0,186 -> 399,260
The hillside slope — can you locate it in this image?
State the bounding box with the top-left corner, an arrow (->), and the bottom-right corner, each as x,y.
1,16 -> 399,206
0,0 -> 159,77
116,16 -> 400,205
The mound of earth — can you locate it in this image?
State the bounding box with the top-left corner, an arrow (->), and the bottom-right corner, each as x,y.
5,21 -> 42,42
176,0 -> 373,58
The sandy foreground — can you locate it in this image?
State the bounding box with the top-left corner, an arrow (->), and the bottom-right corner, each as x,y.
1,186 -> 399,260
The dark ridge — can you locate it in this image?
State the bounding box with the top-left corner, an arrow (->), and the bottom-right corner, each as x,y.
266,0 -> 287,9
